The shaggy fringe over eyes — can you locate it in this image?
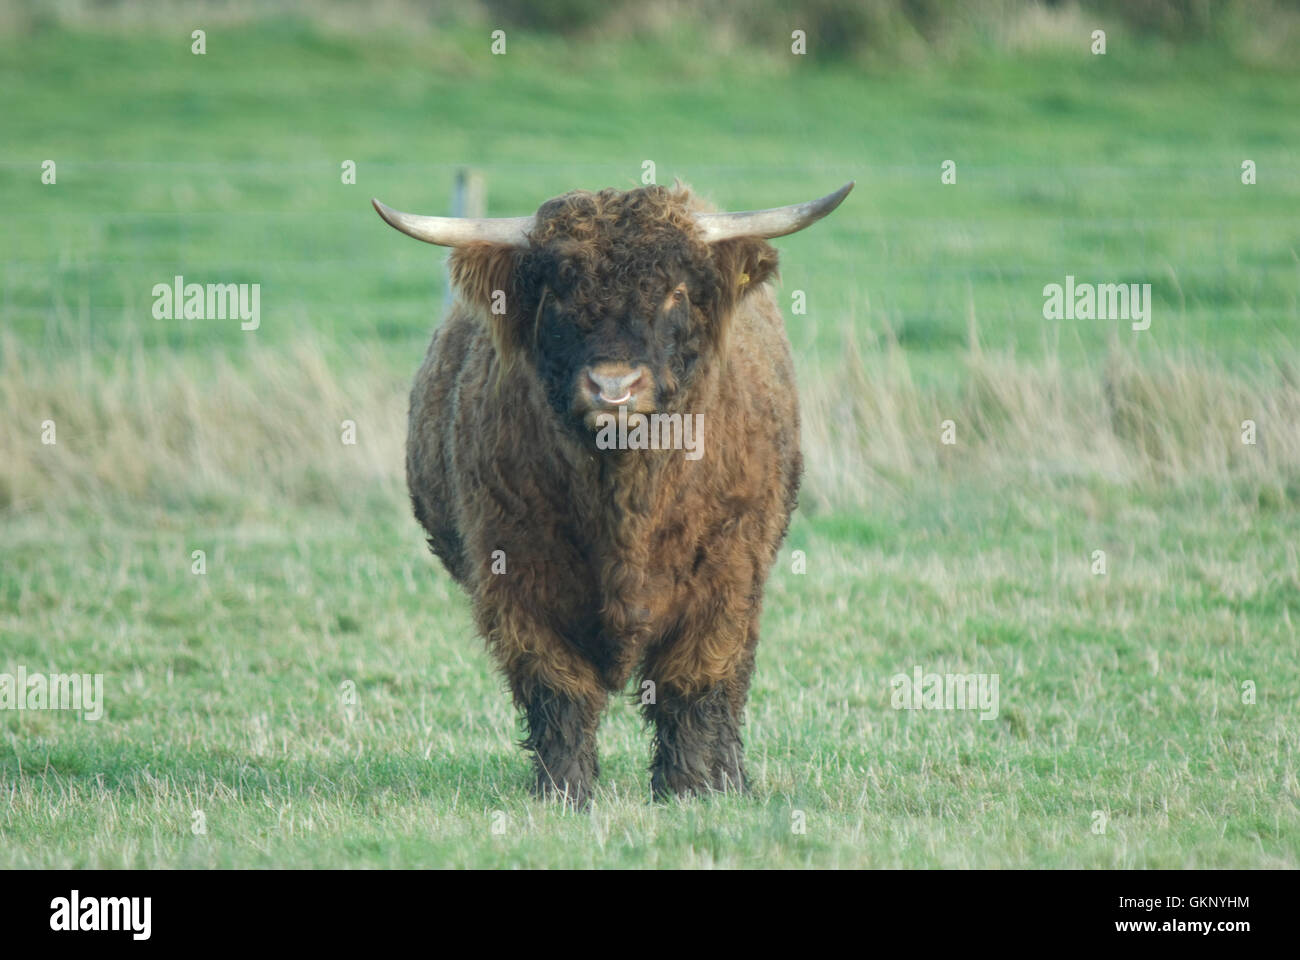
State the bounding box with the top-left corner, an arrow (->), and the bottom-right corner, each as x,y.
449,186 -> 780,371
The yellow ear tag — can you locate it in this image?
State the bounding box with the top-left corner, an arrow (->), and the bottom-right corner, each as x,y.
738,272 -> 750,287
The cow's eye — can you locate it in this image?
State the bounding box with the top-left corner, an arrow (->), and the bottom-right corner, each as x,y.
669,285 -> 687,306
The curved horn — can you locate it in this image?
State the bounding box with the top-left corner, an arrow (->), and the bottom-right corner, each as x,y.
693,181 -> 854,242
371,198 -> 534,247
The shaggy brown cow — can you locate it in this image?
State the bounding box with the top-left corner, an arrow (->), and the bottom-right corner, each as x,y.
373,180 -> 851,807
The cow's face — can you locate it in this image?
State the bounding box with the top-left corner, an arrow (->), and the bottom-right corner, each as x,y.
526,236 -> 724,431
452,186 -> 779,433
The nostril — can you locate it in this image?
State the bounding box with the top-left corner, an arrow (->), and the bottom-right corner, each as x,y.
586,366 -> 646,404
589,377 -> 627,403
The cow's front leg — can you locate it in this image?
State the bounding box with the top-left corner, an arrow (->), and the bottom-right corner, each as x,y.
644,684 -> 746,798
483,600 -> 608,809
519,680 -> 606,809
641,611 -> 757,799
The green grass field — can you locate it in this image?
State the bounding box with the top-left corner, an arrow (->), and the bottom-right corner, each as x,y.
1,6 -> 1298,867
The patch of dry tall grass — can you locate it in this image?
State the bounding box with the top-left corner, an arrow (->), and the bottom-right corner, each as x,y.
0,333 -> 409,515
801,327 -> 1300,511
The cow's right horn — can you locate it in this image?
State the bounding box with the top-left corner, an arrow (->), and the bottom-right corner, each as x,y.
372,198 -> 534,247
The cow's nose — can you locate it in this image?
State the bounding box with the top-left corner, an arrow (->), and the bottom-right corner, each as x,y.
585,364 -> 650,405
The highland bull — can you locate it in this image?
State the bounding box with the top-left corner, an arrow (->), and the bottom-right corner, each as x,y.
373,180 -> 852,806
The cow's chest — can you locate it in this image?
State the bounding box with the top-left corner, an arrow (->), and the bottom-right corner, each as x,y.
547,513 -> 708,681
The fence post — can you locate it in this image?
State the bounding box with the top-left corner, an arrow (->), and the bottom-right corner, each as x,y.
443,168 -> 486,310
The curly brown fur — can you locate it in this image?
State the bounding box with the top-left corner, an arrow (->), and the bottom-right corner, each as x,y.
405,184 -> 803,803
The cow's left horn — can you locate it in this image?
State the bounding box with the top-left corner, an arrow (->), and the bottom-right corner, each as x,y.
693,181 -> 854,242
372,198 -> 534,246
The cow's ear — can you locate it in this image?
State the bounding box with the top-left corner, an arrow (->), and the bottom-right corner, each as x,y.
710,237 -> 779,313
448,243 -> 529,367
